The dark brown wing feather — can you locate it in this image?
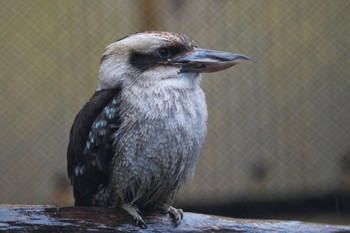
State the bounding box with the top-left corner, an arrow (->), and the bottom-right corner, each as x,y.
67,87 -> 121,206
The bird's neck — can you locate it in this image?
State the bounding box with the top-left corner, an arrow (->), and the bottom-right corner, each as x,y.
157,73 -> 201,90
119,75 -> 206,121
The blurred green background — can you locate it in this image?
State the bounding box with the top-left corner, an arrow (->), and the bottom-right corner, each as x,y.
1,0 -> 350,224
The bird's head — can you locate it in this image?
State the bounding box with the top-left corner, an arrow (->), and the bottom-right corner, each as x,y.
97,31 -> 249,90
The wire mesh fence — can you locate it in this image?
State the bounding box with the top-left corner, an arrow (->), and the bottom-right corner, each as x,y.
1,0 -> 350,221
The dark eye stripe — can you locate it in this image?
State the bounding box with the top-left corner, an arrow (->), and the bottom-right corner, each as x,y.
167,44 -> 189,57
129,52 -> 158,71
127,40 -> 195,72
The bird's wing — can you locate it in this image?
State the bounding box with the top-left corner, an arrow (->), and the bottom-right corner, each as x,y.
67,87 -> 121,206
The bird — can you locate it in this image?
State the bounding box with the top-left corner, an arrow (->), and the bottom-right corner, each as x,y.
67,31 -> 249,228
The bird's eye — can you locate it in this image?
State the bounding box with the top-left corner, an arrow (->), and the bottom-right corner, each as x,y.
157,48 -> 171,59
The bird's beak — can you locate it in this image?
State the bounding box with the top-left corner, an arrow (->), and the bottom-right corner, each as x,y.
173,48 -> 250,73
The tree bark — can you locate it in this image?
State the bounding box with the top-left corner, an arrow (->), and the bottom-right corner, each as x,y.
0,205 -> 349,232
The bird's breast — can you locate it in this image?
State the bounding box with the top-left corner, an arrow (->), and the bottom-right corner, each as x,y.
111,85 -> 207,194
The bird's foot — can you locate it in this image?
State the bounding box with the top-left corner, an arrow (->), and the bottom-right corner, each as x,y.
158,204 -> 184,227
121,204 -> 147,229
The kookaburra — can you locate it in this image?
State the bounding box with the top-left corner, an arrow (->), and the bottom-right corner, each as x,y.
67,31 -> 249,228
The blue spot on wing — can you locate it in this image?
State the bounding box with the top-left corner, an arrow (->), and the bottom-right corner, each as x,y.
99,129 -> 107,136
105,107 -> 117,119
84,97 -> 120,155
94,120 -> 107,128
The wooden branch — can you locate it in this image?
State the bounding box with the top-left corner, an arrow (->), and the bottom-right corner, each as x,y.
0,205 -> 349,232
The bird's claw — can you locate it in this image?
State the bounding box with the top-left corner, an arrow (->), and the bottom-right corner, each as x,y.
122,204 -> 147,229
134,216 -> 147,229
159,205 -> 183,227
168,206 -> 183,227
